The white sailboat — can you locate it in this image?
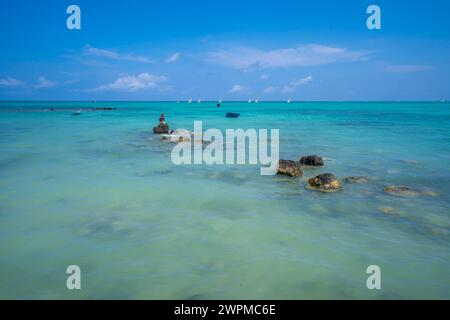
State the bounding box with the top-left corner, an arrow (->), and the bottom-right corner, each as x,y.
188,98 -> 192,103
287,98 -> 291,103
248,99 -> 252,103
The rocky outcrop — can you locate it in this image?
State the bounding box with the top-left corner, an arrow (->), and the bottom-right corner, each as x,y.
306,173 -> 341,192
299,155 -> 324,166
277,160 -> 303,177
153,123 -> 169,134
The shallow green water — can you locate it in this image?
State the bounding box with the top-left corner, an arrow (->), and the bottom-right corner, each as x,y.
0,101 -> 449,299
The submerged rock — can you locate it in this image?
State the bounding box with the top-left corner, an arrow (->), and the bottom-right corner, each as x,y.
153,123 -> 169,134
422,190 -> 439,197
306,173 -> 341,192
429,227 -> 450,237
277,160 -> 303,177
400,159 -> 421,166
378,207 -> 407,218
299,155 -> 324,167
384,185 -> 420,197
379,207 -> 396,214
384,185 -> 438,197
344,176 -> 369,184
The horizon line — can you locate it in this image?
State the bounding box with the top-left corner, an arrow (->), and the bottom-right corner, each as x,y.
0,100 -> 447,103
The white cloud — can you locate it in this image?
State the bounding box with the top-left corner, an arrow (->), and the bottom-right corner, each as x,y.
35,77 -> 57,89
261,76 -> 312,94
90,73 -> 167,92
62,79 -> 80,86
228,84 -> 248,94
0,77 -> 25,87
259,74 -> 270,81
282,76 -> 313,93
385,64 -> 432,74
165,52 -> 181,63
81,59 -> 109,67
83,45 -> 155,63
262,86 -> 279,94
262,76 -> 313,94
208,44 -> 369,70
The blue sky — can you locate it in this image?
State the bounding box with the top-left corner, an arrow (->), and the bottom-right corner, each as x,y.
0,0 -> 449,101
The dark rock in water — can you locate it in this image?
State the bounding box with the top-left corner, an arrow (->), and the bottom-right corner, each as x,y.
277,160 -> 303,177
299,155 -> 324,166
344,176 -> 369,184
306,173 -> 341,192
153,123 -> 169,134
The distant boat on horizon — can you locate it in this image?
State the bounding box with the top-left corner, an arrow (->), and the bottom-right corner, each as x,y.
188,98 -> 192,103
248,99 -> 252,103
287,98 -> 291,103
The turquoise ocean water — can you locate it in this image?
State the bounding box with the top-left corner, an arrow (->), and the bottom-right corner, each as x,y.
0,101 -> 449,299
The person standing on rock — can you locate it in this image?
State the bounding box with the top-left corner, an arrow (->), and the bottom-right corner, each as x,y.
153,113 -> 169,134
159,113 -> 166,124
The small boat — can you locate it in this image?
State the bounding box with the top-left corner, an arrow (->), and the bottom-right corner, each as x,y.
226,112 -> 240,118
72,109 -> 82,115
